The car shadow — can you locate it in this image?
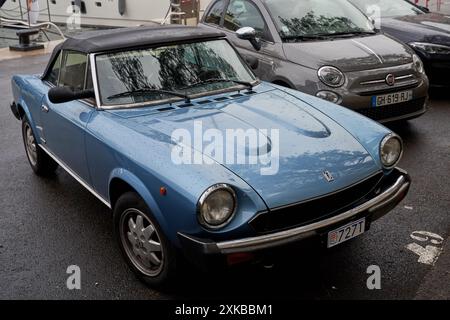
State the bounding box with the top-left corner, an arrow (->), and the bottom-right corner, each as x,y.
170,241 -> 348,299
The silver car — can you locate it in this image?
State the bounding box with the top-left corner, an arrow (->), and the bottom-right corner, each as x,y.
199,0 -> 429,122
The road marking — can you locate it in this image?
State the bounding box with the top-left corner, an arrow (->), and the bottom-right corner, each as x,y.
406,231 -> 444,266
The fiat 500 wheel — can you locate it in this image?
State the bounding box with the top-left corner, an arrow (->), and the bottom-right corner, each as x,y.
113,192 -> 178,289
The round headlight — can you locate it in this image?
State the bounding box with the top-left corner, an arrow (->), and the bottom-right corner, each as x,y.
197,184 -> 237,229
380,134 -> 403,168
412,54 -> 424,74
318,66 -> 345,88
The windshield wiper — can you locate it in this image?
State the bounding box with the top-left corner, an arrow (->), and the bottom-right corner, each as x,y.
281,31 -> 376,42
281,34 -> 332,42
181,78 -> 254,90
107,88 -> 191,103
321,31 -> 377,37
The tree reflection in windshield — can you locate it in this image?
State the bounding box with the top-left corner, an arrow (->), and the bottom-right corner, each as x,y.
264,0 -> 373,39
97,40 -> 256,106
110,52 -> 153,92
279,11 -> 362,38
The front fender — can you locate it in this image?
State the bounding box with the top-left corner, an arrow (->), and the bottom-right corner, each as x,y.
11,75 -> 43,140
14,97 -> 42,140
108,168 -> 169,236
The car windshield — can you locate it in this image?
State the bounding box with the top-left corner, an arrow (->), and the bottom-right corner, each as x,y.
263,0 -> 375,41
95,39 -> 256,107
349,0 -> 425,18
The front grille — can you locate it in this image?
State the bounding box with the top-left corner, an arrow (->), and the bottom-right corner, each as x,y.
360,74 -> 414,86
249,172 -> 384,234
357,83 -> 419,96
357,97 -> 426,121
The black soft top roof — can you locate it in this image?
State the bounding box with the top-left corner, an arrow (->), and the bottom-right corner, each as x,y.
61,25 -> 226,54
43,25 -> 226,79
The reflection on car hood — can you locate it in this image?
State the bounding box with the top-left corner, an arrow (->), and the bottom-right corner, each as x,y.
283,34 -> 413,72
382,13 -> 450,45
108,85 -> 381,208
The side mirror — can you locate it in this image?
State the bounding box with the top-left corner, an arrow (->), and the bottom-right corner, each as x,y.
244,55 -> 259,70
48,86 -> 95,104
370,18 -> 380,32
419,5 -> 430,13
236,27 -> 261,51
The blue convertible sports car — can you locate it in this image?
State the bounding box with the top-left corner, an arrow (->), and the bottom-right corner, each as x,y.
10,25 -> 411,288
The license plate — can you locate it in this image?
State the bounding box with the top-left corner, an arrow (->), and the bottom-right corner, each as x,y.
372,90 -> 413,107
327,218 -> 365,248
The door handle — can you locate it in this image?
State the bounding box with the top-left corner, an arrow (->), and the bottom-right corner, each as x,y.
41,105 -> 49,113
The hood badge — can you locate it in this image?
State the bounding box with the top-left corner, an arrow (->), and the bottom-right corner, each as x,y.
385,74 -> 396,86
323,170 -> 334,182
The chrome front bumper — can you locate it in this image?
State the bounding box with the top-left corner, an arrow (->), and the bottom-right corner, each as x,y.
178,168 -> 411,256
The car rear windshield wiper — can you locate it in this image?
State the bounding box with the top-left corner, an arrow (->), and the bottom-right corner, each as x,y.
107,88 -> 192,103
181,78 -> 254,90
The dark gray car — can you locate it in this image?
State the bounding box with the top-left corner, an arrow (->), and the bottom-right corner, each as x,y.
199,0 -> 429,122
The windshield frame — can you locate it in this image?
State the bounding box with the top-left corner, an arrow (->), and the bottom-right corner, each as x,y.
261,0 -> 376,42
90,38 -> 259,110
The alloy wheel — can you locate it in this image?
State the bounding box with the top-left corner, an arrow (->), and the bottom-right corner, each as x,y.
24,124 -> 38,166
119,208 -> 164,277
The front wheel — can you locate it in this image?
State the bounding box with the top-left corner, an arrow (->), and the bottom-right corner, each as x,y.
113,192 -> 179,289
22,118 -> 58,176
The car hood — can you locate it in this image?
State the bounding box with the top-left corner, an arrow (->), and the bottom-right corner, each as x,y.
108,87 -> 381,208
382,13 -> 450,45
283,34 -> 413,72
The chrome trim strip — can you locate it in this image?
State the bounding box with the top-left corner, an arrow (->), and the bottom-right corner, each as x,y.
360,79 -> 385,85
396,74 -> 414,80
360,74 -> 414,85
351,40 -> 383,64
216,175 -> 408,253
38,144 -> 111,208
89,54 -> 102,109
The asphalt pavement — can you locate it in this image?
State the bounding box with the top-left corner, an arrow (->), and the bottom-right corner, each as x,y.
0,54 -> 449,299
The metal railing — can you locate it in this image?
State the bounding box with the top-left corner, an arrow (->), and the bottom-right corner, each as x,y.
0,0 -> 65,43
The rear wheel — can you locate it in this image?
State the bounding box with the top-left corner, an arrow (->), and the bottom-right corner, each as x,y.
22,118 -> 58,176
113,192 -> 179,289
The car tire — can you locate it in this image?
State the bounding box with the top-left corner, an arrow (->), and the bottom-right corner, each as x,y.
22,117 -> 58,176
113,191 -> 179,289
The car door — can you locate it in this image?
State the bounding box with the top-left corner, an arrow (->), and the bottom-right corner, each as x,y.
40,50 -> 95,183
202,0 -> 284,82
